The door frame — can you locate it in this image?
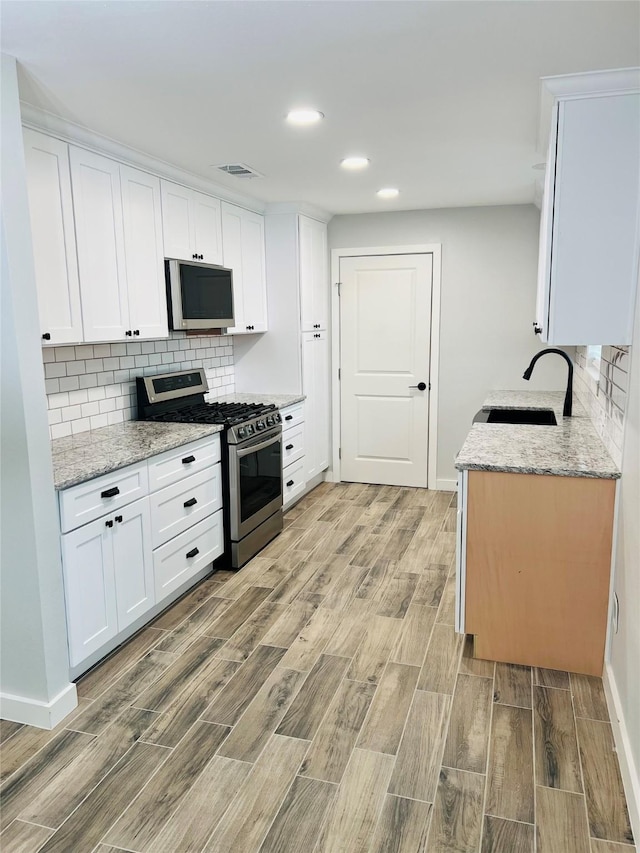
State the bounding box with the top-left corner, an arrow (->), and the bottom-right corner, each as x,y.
329,244 -> 442,490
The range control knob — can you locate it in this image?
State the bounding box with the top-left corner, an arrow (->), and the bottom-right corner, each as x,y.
266,415 -> 274,426
275,413 -> 282,423
246,424 -> 254,435
238,427 -> 246,438
256,420 -> 265,431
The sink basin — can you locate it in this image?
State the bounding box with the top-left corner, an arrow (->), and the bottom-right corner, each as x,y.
485,408 -> 557,426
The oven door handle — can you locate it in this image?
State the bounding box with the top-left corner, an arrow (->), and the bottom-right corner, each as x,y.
235,434 -> 281,459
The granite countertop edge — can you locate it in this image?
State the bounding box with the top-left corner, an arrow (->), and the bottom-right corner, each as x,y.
455,390 -> 621,480
216,392 -> 306,407
52,422 -> 224,491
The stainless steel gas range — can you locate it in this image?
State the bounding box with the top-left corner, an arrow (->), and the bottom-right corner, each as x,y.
137,369 -> 283,568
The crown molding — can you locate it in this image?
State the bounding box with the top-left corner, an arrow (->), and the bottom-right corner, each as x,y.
536,67 -> 640,157
19,102 -> 268,213
264,201 -> 333,223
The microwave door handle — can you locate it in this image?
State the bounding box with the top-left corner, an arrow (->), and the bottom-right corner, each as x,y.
236,435 -> 281,459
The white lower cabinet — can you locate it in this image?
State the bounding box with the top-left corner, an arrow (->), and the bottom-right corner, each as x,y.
153,512 -> 223,601
283,457 -> 306,508
302,331 -> 330,482
280,403 -> 307,509
59,435 -> 223,673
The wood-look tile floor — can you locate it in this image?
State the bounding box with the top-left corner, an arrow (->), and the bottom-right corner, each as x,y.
0,482 -> 635,853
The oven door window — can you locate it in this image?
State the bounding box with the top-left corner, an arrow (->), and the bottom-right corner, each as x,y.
239,440 -> 282,524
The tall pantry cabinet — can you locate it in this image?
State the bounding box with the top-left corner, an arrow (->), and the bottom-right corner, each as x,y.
233,211 -> 330,487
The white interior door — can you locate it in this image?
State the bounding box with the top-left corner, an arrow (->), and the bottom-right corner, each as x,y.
340,253 -> 432,487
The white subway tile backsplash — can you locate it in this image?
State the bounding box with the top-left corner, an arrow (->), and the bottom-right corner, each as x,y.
44,333 -> 235,438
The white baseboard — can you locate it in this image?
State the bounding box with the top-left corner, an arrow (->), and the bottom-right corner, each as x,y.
603,662 -> 640,843
435,478 -> 457,491
0,682 -> 78,730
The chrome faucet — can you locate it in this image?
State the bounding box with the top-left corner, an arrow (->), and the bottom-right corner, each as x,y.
523,348 -> 573,417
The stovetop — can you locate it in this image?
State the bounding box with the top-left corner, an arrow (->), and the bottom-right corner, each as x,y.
146,401 -> 278,426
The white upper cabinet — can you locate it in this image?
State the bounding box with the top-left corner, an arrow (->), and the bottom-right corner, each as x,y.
299,215 -> 328,332
302,329 -> 330,481
536,84 -> 640,345
69,147 -> 129,342
161,180 -> 223,265
23,129 -> 83,345
120,165 -> 168,340
222,202 -> 267,334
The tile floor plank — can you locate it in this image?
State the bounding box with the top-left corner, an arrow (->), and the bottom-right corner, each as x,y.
375,572 -> 419,619
202,585 -> 273,639
216,601 -> 288,662
151,575 -> 225,630
442,673 -> 494,774
388,690 -> 451,802
104,720 -> 230,851
417,623 -> 463,694
347,615 -> 401,684
369,794 -> 432,853
481,815 -> 534,853
317,748 -> 395,853
0,819 -> 54,852
435,573 -> 457,626
571,674 -> 610,721
589,841 -> 638,852
201,644 -> 287,726
203,734 -> 309,853
76,627 -> 167,698
412,567 -> 448,608
36,741 -> 169,853
279,608 -> 339,671
534,667 -> 570,690
533,685 -> 582,792
400,534 -> 438,573
276,654 -> 350,741
298,555 -> 351,599
323,606 -> 370,659
300,677 -> 376,785
576,718 -> 634,844
0,720 -> 24,745
459,635 -> 495,678
258,775 -> 337,853
391,603 -> 437,668
494,663 -> 532,709
0,730 -> 95,831
536,786 -> 591,853
154,596 -> 231,654
18,707 -> 157,829
427,766 -> 485,853
151,755 -> 251,853
132,636 -> 224,712
139,657 -> 239,748
356,662 -> 420,755
260,601 -> 317,649
320,565 -> 370,611
486,704 -> 534,824
217,667 -> 307,762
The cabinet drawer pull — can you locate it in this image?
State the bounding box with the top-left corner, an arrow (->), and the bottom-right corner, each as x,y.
101,486 -> 120,499
285,444 -> 294,450
186,547 -> 199,559
286,479 -> 295,487
182,455 -> 196,464
184,497 -> 198,508
285,415 -> 293,421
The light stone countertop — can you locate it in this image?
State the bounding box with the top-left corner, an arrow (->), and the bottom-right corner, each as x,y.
216,392 -> 306,408
52,421 -> 223,490
455,390 -> 620,479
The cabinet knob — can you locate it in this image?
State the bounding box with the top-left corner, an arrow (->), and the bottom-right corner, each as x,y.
115,515 -> 123,523
105,519 -> 114,528
133,329 -> 140,336
42,332 -> 51,341
192,253 -> 198,259
125,330 -> 132,337
533,323 -> 542,335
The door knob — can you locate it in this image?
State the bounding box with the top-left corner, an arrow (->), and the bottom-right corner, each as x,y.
409,382 -> 427,391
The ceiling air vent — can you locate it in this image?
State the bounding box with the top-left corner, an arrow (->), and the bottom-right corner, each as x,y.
215,163 -> 263,179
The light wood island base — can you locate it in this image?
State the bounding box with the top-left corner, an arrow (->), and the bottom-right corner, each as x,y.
465,470 -> 616,676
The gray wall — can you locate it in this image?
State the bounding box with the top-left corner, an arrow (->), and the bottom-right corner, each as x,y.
1,54 -> 74,721
329,204 -> 572,484
610,270 -> 640,814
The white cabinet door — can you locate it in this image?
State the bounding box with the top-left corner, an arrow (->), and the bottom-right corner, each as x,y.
193,192 -> 223,264
61,516 -> 118,667
314,331 -> 330,473
223,203 -> 267,334
120,165 -> 168,340
299,216 -> 328,332
302,332 -> 317,481
241,210 -> 267,332
112,497 -> 154,630
160,180 -> 195,261
23,129 -> 83,345
70,147 -> 129,342
222,202 -> 245,333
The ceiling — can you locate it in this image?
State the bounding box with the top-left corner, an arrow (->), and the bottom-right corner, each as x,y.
2,1 -> 639,215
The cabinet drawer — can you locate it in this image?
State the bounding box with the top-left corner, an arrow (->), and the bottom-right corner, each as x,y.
60,462 -> 149,533
147,435 -> 221,492
282,422 -> 305,466
150,464 -> 222,548
283,458 -> 306,508
280,401 -> 304,430
153,510 -> 223,602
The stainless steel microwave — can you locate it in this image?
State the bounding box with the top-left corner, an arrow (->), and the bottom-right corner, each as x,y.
165,259 -> 235,330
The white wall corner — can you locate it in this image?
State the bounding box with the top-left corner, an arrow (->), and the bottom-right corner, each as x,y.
603,663 -> 640,845
0,682 -> 77,730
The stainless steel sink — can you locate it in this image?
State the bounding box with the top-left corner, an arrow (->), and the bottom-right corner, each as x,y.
473,408 -> 558,426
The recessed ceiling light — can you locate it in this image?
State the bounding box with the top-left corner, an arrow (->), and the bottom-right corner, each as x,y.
286,109 -> 324,125
377,188 -> 399,199
341,157 -> 370,170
